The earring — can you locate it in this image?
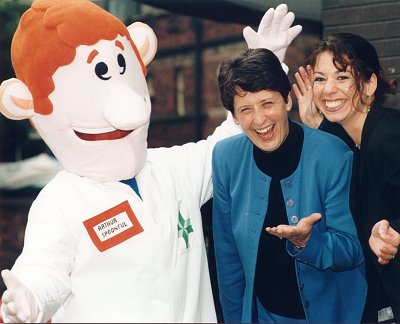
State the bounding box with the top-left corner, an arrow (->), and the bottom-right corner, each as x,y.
367,94 -> 374,113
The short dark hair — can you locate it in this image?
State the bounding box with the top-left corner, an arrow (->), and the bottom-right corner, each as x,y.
307,33 -> 396,104
217,48 -> 291,113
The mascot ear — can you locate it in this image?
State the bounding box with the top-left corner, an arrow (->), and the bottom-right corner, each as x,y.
0,78 -> 34,120
127,22 -> 157,66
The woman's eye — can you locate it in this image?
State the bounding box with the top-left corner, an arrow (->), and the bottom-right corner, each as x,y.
314,77 -> 325,82
338,75 -> 350,81
95,62 -> 111,81
263,102 -> 274,108
118,54 -> 126,75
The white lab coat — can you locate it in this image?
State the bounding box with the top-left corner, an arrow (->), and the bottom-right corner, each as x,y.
10,117 -> 240,323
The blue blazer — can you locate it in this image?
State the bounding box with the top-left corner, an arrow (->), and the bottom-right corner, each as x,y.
212,123 -> 367,323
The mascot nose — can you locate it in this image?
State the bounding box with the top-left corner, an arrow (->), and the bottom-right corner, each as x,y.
104,82 -> 150,130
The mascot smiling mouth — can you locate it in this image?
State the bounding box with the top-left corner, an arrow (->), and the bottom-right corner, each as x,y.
74,128 -> 133,141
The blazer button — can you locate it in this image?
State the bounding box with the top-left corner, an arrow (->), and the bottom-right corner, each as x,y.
286,199 -> 295,207
285,180 -> 292,188
304,301 -> 310,308
299,283 -> 304,290
290,215 -> 299,224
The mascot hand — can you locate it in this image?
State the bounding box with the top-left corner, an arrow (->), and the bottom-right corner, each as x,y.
1,270 -> 40,323
243,4 -> 302,62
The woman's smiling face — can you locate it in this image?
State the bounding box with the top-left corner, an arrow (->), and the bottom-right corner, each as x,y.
233,88 -> 291,152
312,51 -> 363,126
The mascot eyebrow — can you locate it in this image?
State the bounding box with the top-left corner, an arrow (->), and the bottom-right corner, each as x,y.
87,50 -> 99,64
12,0 -> 145,116
87,41 -> 125,64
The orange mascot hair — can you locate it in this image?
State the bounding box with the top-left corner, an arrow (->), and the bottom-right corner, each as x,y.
12,0 -> 145,115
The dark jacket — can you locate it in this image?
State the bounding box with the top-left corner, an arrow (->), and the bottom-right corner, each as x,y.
320,103 -> 400,323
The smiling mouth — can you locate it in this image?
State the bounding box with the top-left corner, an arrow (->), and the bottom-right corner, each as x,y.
324,100 -> 346,112
73,127 -> 133,141
255,125 -> 274,139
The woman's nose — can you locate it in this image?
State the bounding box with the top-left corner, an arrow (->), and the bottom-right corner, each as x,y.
252,107 -> 266,125
323,78 -> 338,94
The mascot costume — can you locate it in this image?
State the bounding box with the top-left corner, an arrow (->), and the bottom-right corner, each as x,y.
0,0 -> 301,322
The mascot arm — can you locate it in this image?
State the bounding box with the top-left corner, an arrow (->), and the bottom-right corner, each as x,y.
2,196 -> 75,323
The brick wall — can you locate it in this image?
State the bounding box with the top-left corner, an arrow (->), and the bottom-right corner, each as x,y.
323,0 -> 400,108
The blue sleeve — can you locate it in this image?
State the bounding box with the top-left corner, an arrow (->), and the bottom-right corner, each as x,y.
212,144 -> 245,323
289,149 -> 365,270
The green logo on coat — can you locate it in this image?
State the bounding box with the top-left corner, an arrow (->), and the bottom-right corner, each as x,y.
177,211 -> 193,248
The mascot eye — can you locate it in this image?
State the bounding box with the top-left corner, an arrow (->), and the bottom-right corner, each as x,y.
118,54 -> 126,75
95,62 -> 111,80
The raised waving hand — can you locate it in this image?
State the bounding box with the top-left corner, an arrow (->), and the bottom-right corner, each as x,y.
243,4 -> 302,63
292,65 -> 323,128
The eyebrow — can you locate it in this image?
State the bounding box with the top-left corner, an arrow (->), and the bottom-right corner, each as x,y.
87,50 -> 99,64
115,40 -> 124,50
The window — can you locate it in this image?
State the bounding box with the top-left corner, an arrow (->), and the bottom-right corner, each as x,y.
175,67 -> 185,116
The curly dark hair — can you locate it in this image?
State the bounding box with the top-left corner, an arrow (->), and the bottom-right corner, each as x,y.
307,33 -> 397,105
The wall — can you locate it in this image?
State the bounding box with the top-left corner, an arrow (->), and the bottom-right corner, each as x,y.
323,0 -> 400,108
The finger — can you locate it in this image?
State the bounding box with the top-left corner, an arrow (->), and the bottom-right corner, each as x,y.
280,12 -> 295,31
299,66 -> 313,87
306,64 -> 313,75
299,66 -> 311,80
378,220 -> 390,237
382,251 -> 398,261
379,233 -> 400,248
379,242 -> 397,256
243,26 -> 257,45
3,300 -> 17,316
258,7 -> 275,31
385,226 -> 400,242
265,227 -> 283,239
288,25 -> 302,42
271,6 -> 288,34
274,3 -> 289,15
275,225 -> 297,239
294,70 -> 309,94
272,4 -> 288,25
266,225 -> 291,236
2,290 -> 15,304
379,253 -> 395,263
292,84 -> 303,100
378,257 -> 390,265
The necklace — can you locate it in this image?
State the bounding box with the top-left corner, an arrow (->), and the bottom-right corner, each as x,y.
354,105 -> 370,149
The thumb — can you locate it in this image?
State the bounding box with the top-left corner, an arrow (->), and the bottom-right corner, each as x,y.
1,270 -> 19,291
305,213 -> 322,225
243,26 -> 257,48
377,220 -> 390,237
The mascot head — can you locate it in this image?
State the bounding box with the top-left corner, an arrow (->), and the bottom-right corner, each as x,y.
0,0 -> 157,181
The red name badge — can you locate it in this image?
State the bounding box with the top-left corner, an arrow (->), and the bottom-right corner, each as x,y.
83,200 -> 144,252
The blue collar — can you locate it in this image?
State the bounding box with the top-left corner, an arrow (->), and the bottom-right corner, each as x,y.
120,178 -> 141,199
